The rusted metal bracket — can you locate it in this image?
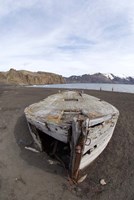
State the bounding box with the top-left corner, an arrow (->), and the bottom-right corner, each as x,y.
69,117 -> 89,182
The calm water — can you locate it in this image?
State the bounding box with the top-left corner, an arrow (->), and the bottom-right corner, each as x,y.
33,83 -> 134,94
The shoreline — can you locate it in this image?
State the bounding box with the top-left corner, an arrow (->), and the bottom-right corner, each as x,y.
26,83 -> 134,94
0,86 -> 134,200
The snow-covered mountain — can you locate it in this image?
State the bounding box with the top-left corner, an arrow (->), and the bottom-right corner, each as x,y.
65,73 -> 134,84
103,73 -> 114,80
103,73 -> 134,80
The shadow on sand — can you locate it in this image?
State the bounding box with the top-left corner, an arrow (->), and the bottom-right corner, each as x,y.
14,114 -> 66,177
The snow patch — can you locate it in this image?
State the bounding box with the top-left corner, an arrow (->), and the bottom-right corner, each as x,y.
103,73 -> 114,80
115,74 -> 127,79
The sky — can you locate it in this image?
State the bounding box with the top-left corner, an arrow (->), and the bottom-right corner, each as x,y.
0,0 -> 134,77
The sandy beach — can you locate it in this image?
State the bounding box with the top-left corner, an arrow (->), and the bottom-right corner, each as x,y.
0,85 -> 134,200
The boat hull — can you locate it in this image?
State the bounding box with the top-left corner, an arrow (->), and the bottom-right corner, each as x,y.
24,90 -> 119,182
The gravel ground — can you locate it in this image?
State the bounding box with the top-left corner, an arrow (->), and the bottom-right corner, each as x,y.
0,86 -> 134,200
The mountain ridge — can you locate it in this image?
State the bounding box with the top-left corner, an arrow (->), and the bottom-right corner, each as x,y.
0,69 -> 134,85
0,68 -> 65,85
65,73 -> 134,84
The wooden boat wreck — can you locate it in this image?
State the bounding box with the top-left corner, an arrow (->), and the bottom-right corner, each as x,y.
24,90 -> 119,183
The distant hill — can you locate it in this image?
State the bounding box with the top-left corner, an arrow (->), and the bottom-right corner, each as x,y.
65,73 -> 134,84
0,68 -> 65,85
1,69 -> 133,86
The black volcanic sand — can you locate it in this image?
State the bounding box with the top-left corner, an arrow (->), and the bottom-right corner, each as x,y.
0,86 -> 134,200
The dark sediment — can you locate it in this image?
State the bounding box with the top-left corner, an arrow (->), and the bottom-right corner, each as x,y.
0,85 -> 134,200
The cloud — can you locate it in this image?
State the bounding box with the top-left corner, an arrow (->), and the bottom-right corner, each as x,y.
0,0 -> 134,76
